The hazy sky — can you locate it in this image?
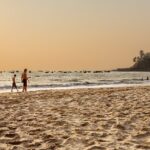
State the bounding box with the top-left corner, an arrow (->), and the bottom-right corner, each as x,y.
0,0 -> 150,70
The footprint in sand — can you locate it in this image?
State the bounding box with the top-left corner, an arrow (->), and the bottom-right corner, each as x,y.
131,132 -> 150,149
86,145 -> 106,150
5,132 -> 19,138
132,132 -> 150,142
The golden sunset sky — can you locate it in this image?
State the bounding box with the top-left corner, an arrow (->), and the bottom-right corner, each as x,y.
0,0 -> 150,70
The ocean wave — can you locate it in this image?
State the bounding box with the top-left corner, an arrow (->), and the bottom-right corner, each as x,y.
0,79 -> 146,91
0,71 -> 150,92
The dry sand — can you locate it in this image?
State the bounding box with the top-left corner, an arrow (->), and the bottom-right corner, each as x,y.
0,87 -> 150,150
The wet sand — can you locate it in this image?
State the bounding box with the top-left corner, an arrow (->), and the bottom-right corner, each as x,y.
0,87 -> 150,150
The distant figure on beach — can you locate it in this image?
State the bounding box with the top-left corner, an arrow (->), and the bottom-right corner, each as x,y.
147,76 -> 149,80
11,74 -> 18,92
21,69 -> 30,92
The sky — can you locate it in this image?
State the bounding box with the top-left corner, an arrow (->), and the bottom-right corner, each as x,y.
0,0 -> 150,71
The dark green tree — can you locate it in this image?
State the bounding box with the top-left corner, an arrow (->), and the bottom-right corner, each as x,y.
139,50 -> 145,59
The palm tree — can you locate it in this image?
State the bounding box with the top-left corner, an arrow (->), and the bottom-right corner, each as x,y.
137,56 -> 140,62
139,50 -> 145,59
133,57 -> 137,63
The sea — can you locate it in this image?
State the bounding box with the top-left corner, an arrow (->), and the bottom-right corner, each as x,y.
0,71 -> 150,93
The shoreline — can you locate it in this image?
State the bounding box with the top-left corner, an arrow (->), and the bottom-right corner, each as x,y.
0,82 -> 150,94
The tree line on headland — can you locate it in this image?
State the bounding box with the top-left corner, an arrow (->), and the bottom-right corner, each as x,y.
1,50 -> 149,73
117,50 -> 150,71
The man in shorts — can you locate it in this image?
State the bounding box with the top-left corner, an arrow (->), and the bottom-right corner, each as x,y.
21,69 -> 30,92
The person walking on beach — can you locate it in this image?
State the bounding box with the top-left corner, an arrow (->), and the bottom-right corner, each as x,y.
21,69 -> 30,92
11,74 -> 18,92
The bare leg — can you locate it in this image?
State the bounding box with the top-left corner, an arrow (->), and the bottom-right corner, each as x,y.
11,87 -> 13,92
15,86 -> 19,92
25,86 -> 27,92
22,86 -> 25,92
23,86 -> 27,92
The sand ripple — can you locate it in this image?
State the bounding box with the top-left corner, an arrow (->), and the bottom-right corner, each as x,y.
0,87 -> 150,149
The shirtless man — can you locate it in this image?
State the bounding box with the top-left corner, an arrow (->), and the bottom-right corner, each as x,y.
11,74 -> 18,92
21,69 -> 30,92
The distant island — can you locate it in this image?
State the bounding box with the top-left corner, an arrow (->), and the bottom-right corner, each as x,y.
117,50 -> 150,71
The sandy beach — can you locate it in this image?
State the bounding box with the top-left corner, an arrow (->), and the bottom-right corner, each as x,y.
0,86 -> 150,150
